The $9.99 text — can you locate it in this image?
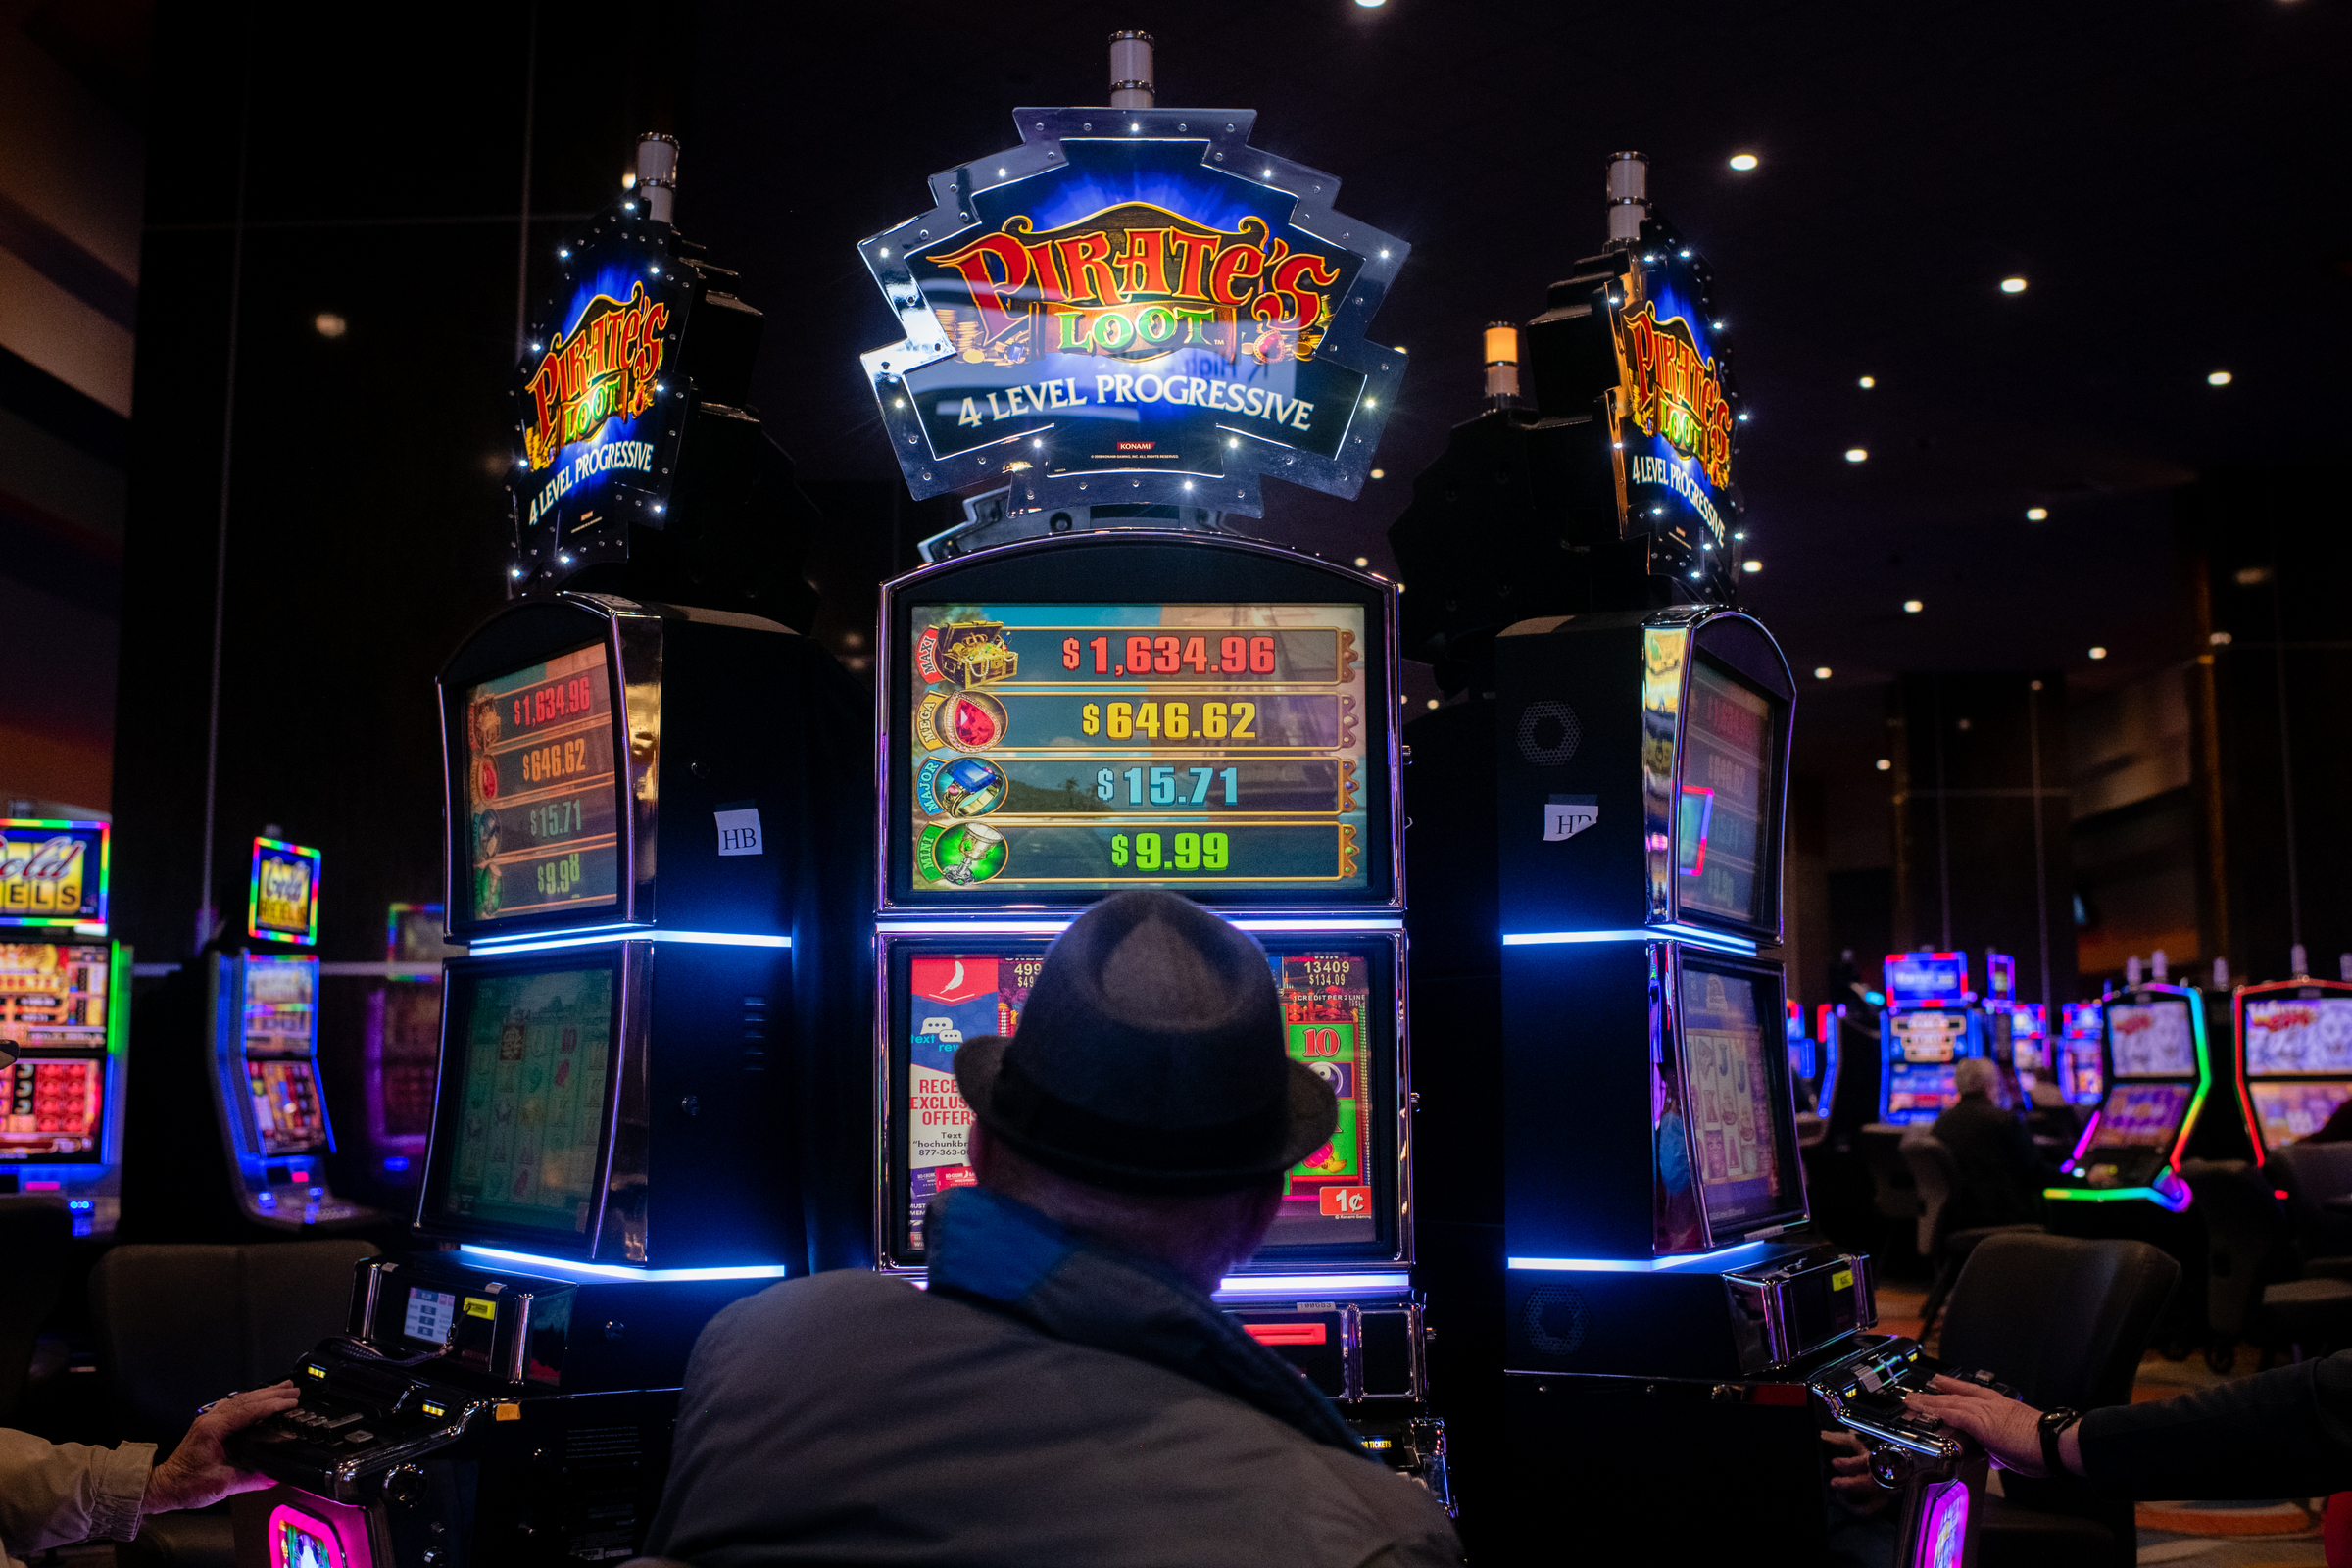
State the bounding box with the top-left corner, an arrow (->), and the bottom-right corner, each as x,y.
1109,831 -> 1229,872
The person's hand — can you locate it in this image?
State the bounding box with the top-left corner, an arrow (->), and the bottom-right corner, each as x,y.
1902,1375 -> 2079,1476
143,1381 -> 303,1514
1823,1430 -> 1898,1516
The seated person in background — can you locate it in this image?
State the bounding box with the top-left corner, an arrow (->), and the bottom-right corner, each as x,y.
1930,1056 -> 2049,1229
1907,1352 -> 2352,1497
1,1382 -> 299,1568
643,890 -> 1462,1568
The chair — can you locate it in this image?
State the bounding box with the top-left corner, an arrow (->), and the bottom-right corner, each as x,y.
1858,1123 -> 1926,1261
1901,1136 -> 2041,1341
2182,1158 -> 2352,1370
1936,1232 -> 2180,1568
2272,1143 -> 2352,1264
95,1241 -> 379,1568
0,1196 -> 73,1424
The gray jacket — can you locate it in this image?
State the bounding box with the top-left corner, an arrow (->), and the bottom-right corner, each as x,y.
644,1189 -> 1460,1567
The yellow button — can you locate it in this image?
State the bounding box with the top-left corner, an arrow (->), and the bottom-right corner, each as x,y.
495,1402 -> 521,1422
463,1297 -> 497,1320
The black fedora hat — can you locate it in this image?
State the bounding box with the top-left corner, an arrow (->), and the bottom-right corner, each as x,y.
955,890 -> 1338,1195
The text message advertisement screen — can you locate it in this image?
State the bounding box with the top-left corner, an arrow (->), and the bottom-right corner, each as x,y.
904,605 -> 1368,897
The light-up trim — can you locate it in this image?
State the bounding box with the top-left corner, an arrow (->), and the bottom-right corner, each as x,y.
468,929 -> 793,956
1503,924 -> 1759,957
457,1245 -> 791,1282
2043,1182 -> 2193,1214
876,916 -> 1403,936
1509,1240 -> 1773,1274
1214,1271 -> 1412,1296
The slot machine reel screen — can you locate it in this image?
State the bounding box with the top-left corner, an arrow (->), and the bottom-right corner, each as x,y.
423,958 -> 621,1245
2249,1081 -> 2352,1148
1672,955 -> 1805,1237
1675,659 -> 1780,927
240,957 -> 325,1156
456,642 -> 622,930
890,939 -> 1397,1265
895,598 -> 1386,906
2109,1000 -> 2196,1079
2094,1083 -> 2193,1148
2244,997 -> 2352,1077
0,943 -> 110,1162
1886,1061 -> 1960,1122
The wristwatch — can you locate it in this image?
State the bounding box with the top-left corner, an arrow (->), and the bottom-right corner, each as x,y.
2037,1406 -> 2082,1476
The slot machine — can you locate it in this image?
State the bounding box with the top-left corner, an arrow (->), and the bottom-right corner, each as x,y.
2060,1001 -> 2105,1106
354,904 -> 457,1200
0,817 -> 128,1236
2045,984 -> 2209,1212
873,536 -> 1441,1484
224,134 -> 869,1568
2232,976 -> 2352,1161
1877,952 -> 1987,1125
1389,153 -> 1981,1557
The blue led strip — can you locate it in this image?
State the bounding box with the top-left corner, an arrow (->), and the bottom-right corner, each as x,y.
457,1245 -> 791,1283
1508,1241 -> 1773,1274
1502,924 -> 1757,957
467,929 -> 793,956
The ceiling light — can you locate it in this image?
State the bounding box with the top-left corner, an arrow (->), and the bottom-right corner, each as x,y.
2000,277 -> 2028,294
1728,153 -> 1759,172
1876,759 -> 1892,771
1357,0 -> 1387,8
2207,370 -> 2233,386
1903,600 -> 1924,613
1369,467 -> 1385,479
1857,375 -> 1876,389
1814,667 -> 1833,680
2026,507 -> 2048,521
1425,698 -> 1440,709
621,171 -> 637,189
2088,646 -> 2108,660
1741,560 -> 1762,573
1845,448 -> 1869,463
1353,556 -> 1369,567
313,312 -> 347,339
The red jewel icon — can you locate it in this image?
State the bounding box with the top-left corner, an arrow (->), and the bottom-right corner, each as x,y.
951,697 -> 999,749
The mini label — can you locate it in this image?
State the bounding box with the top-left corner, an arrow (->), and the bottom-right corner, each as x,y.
714,807 -> 763,857
1544,794 -> 1599,842
462,1297 -> 497,1320
1832,1267 -> 1855,1292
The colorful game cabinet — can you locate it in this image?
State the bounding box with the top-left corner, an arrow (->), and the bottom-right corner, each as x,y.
0,817 -> 129,1236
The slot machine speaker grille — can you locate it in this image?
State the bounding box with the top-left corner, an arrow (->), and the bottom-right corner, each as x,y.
1520,1284 -> 1592,1356
1515,701 -> 1583,767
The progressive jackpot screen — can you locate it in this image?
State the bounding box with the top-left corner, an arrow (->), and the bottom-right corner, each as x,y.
2109,1000 -> 2197,1079
901,604 -> 1369,898
897,944 -> 1383,1258
461,644 -> 620,924
1677,660 -> 1778,926
2244,997 -> 2352,1077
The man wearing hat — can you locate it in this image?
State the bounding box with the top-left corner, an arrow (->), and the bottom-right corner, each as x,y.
642,890 -> 1462,1567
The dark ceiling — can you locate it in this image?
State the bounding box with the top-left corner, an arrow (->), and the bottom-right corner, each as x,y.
108,0 -> 2349,958
670,0 -> 2351,782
